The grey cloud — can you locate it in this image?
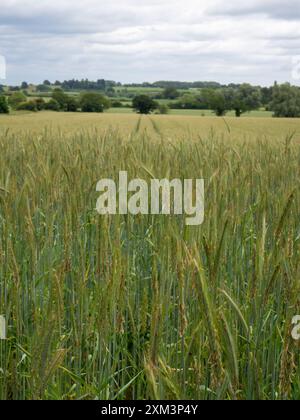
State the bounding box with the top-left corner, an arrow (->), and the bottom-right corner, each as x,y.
0,0 -> 299,86
208,0 -> 300,20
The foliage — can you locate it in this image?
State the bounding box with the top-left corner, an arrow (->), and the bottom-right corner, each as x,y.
172,93 -> 203,110
157,103 -> 170,114
111,100 -> 123,108
36,84 -> 51,93
80,92 -> 110,112
0,95 -> 9,113
209,90 -> 228,116
2,79 -> 300,117
61,79 -> 118,92
17,100 -> 38,111
44,99 -> 60,111
8,91 -> 27,109
162,87 -> 180,100
52,89 -> 69,110
261,86 -> 273,107
269,83 -> 300,118
225,84 -> 262,117
52,89 -> 79,112
132,95 -> 158,114
65,96 -> 79,112
35,98 -> 46,111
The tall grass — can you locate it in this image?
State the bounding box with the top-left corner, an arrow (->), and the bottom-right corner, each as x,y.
0,125 -> 300,400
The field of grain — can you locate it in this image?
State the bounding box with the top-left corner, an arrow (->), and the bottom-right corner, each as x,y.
1,111 -> 300,140
0,112 -> 300,400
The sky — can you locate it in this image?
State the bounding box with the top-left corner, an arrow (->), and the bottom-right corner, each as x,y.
0,0 -> 300,86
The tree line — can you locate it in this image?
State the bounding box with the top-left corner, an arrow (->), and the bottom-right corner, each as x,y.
127,83 -> 300,117
1,82 -> 300,117
0,89 -> 110,113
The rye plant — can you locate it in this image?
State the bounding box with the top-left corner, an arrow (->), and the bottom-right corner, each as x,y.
0,125 -> 300,400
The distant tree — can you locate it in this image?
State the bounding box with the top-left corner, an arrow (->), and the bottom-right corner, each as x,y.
44,99 -> 60,111
0,96 -> 9,114
52,88 -> 68,110
132,95 -> 158,114
162,87 -> 180,100
269,83 -> 300,118
51,89 -> 78,111
174,94 -> 200,109
43,80 -> 51,86
80,92 -> 110,112
198,89 -> 214,109
8,91 -> 27,109
226,84 -> 261,117
21,81 -> 29,89
54,81 -> 61,86
106,87 -> 115,97
111,100 -> 123,108
65,96 -> 79,112
261,86 -> 273,107
209,90 -> 228,116
35,98 -> 46,111
157,103 -> 170,114
37,84 -> 51,92
60,78 -> 115,91
152,81 -> 222,90
9,86 -> 20,92
17,100 -> 37,112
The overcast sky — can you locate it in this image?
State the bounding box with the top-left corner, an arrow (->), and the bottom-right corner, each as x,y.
0,0 -> 300,86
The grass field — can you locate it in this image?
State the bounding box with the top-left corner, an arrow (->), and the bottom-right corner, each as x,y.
0,112 -> 300,400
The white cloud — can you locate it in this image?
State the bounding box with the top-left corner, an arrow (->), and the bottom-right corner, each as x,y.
0,0 -> 299,85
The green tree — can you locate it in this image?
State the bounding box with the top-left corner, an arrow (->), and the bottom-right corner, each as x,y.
35,98 -> 46,111
52,88 -> 68,110
37,84 -> 51,92
227,84 -> 261,117
261,86 -> 273,107
269,83 -> 300,118
162,87 -> 180,100
0,96 -> 9,114
175,94 -> 200,109
17,101 -> 37,112
132,95 -> 158,114
111,100 -> 123,108
51,89 -> 79,112
44,99 -> 60,111
8,91 -> 27,109
80,92 -> 110,113
157,103 -> 169,114
65,96 -> 79,112
209,90 -> 227,116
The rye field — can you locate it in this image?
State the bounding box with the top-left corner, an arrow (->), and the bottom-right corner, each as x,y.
0,112 -> 300,400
